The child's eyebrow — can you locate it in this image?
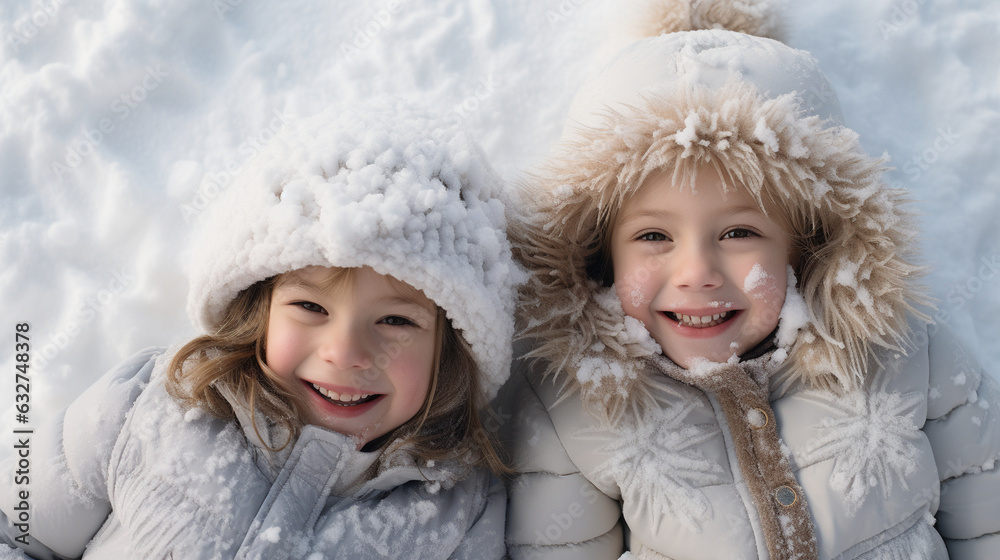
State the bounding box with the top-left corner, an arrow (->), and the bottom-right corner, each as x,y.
618,209 -> 676,225
275,276 -> 322,292
377,295 -> 437,315
722,204 -> 766,216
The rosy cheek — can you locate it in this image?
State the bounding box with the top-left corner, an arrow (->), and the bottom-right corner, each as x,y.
615,268 -> 652,311
743,263 -> 780,302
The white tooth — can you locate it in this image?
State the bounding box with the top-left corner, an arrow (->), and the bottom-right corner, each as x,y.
361,394 -> 370,399
700,315 -> 713,323
712,314 -> 720,320
680,314 -> 690,323
352,394 -> 361,402
339,393 -> 352,402
691,315 -> 702,325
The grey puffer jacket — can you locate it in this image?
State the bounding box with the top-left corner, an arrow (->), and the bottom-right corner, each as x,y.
0,348 -> 506,559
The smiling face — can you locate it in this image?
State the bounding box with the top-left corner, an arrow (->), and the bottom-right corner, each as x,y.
265,266 -> 439,443
610,167 -> 792,368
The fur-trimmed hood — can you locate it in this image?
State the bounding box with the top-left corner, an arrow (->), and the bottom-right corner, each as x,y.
515,21 -> 926,424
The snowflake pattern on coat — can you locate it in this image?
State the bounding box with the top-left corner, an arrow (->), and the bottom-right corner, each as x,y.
578,398 -> 727,532
798,363 -> 924,516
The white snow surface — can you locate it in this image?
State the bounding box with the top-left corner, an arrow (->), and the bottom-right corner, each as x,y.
2,0 -> 999,441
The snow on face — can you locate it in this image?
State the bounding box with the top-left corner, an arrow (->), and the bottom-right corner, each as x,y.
743,263 -> 771,295
611,167 -> 791,368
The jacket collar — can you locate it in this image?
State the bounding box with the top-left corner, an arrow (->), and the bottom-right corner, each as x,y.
219,385 -> 464,495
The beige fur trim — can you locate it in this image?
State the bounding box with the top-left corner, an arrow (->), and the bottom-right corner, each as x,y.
634,0 -> 783,40
514,80 -> 928,425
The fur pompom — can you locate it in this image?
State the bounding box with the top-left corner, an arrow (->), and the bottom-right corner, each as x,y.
634,0 -> 783,40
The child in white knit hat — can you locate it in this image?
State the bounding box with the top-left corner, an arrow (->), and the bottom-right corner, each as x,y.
0,99 -> 524,559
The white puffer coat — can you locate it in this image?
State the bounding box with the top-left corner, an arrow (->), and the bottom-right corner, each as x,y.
0,348 -> 506,559
503,316 -> 1000,559
500,8 -> 1000,560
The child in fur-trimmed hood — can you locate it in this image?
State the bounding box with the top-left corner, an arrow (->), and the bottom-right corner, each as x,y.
501,1 -> 1000,559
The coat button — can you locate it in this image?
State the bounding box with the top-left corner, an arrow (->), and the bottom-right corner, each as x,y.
747,407 -> 769,429
775,486 -> 798,507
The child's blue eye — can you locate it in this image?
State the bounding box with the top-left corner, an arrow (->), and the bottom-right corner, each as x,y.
637,231 -> 668,242
295,301 -> 327,314
722,228 -> 759,240
381,316 -> 415,327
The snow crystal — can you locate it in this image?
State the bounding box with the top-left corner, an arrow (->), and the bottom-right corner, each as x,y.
834,258 -> 861,288
799,369 -> 923,516
580,400 -> 726,531
630,282 -> 648,308
687,356 -> 730,378
184,407 -> 205,422
414,500 -> 438,523
552,184 -> 574,199
674,112 -> 703,149
742,263 -> 772,295
746,408 -> 767,428
260,527 -> 281,543
953,372 -> 966,386
753,118 -> 780,153
776,266 -> 810,348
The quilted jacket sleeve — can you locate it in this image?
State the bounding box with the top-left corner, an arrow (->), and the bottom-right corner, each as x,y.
0,348 -> 161,560
920,323 -> 1000,558
499,358 -> 624,560
449,473 -> 509,560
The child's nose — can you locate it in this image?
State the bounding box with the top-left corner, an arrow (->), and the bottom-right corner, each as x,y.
671,243 -> 723,289
317,326 -> 374,370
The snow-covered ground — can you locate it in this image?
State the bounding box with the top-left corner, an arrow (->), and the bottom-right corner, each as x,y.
2,0 -> 998,440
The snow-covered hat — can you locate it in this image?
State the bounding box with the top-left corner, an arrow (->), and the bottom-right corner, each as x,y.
562,29 -> 845,141
187,100 -> 525,402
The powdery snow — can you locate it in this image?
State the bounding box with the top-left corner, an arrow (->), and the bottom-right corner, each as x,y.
742,263 -> 771,293
776,265 -> 810,350
1,0 -> 998,448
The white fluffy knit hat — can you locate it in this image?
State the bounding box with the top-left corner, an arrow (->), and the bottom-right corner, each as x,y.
187,99 -> 525,402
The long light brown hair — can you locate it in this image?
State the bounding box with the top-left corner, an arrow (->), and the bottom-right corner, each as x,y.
166,268 -> 509,477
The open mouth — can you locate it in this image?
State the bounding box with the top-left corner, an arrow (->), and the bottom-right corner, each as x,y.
664,310 -> 737,328
308,382 -> 381,407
